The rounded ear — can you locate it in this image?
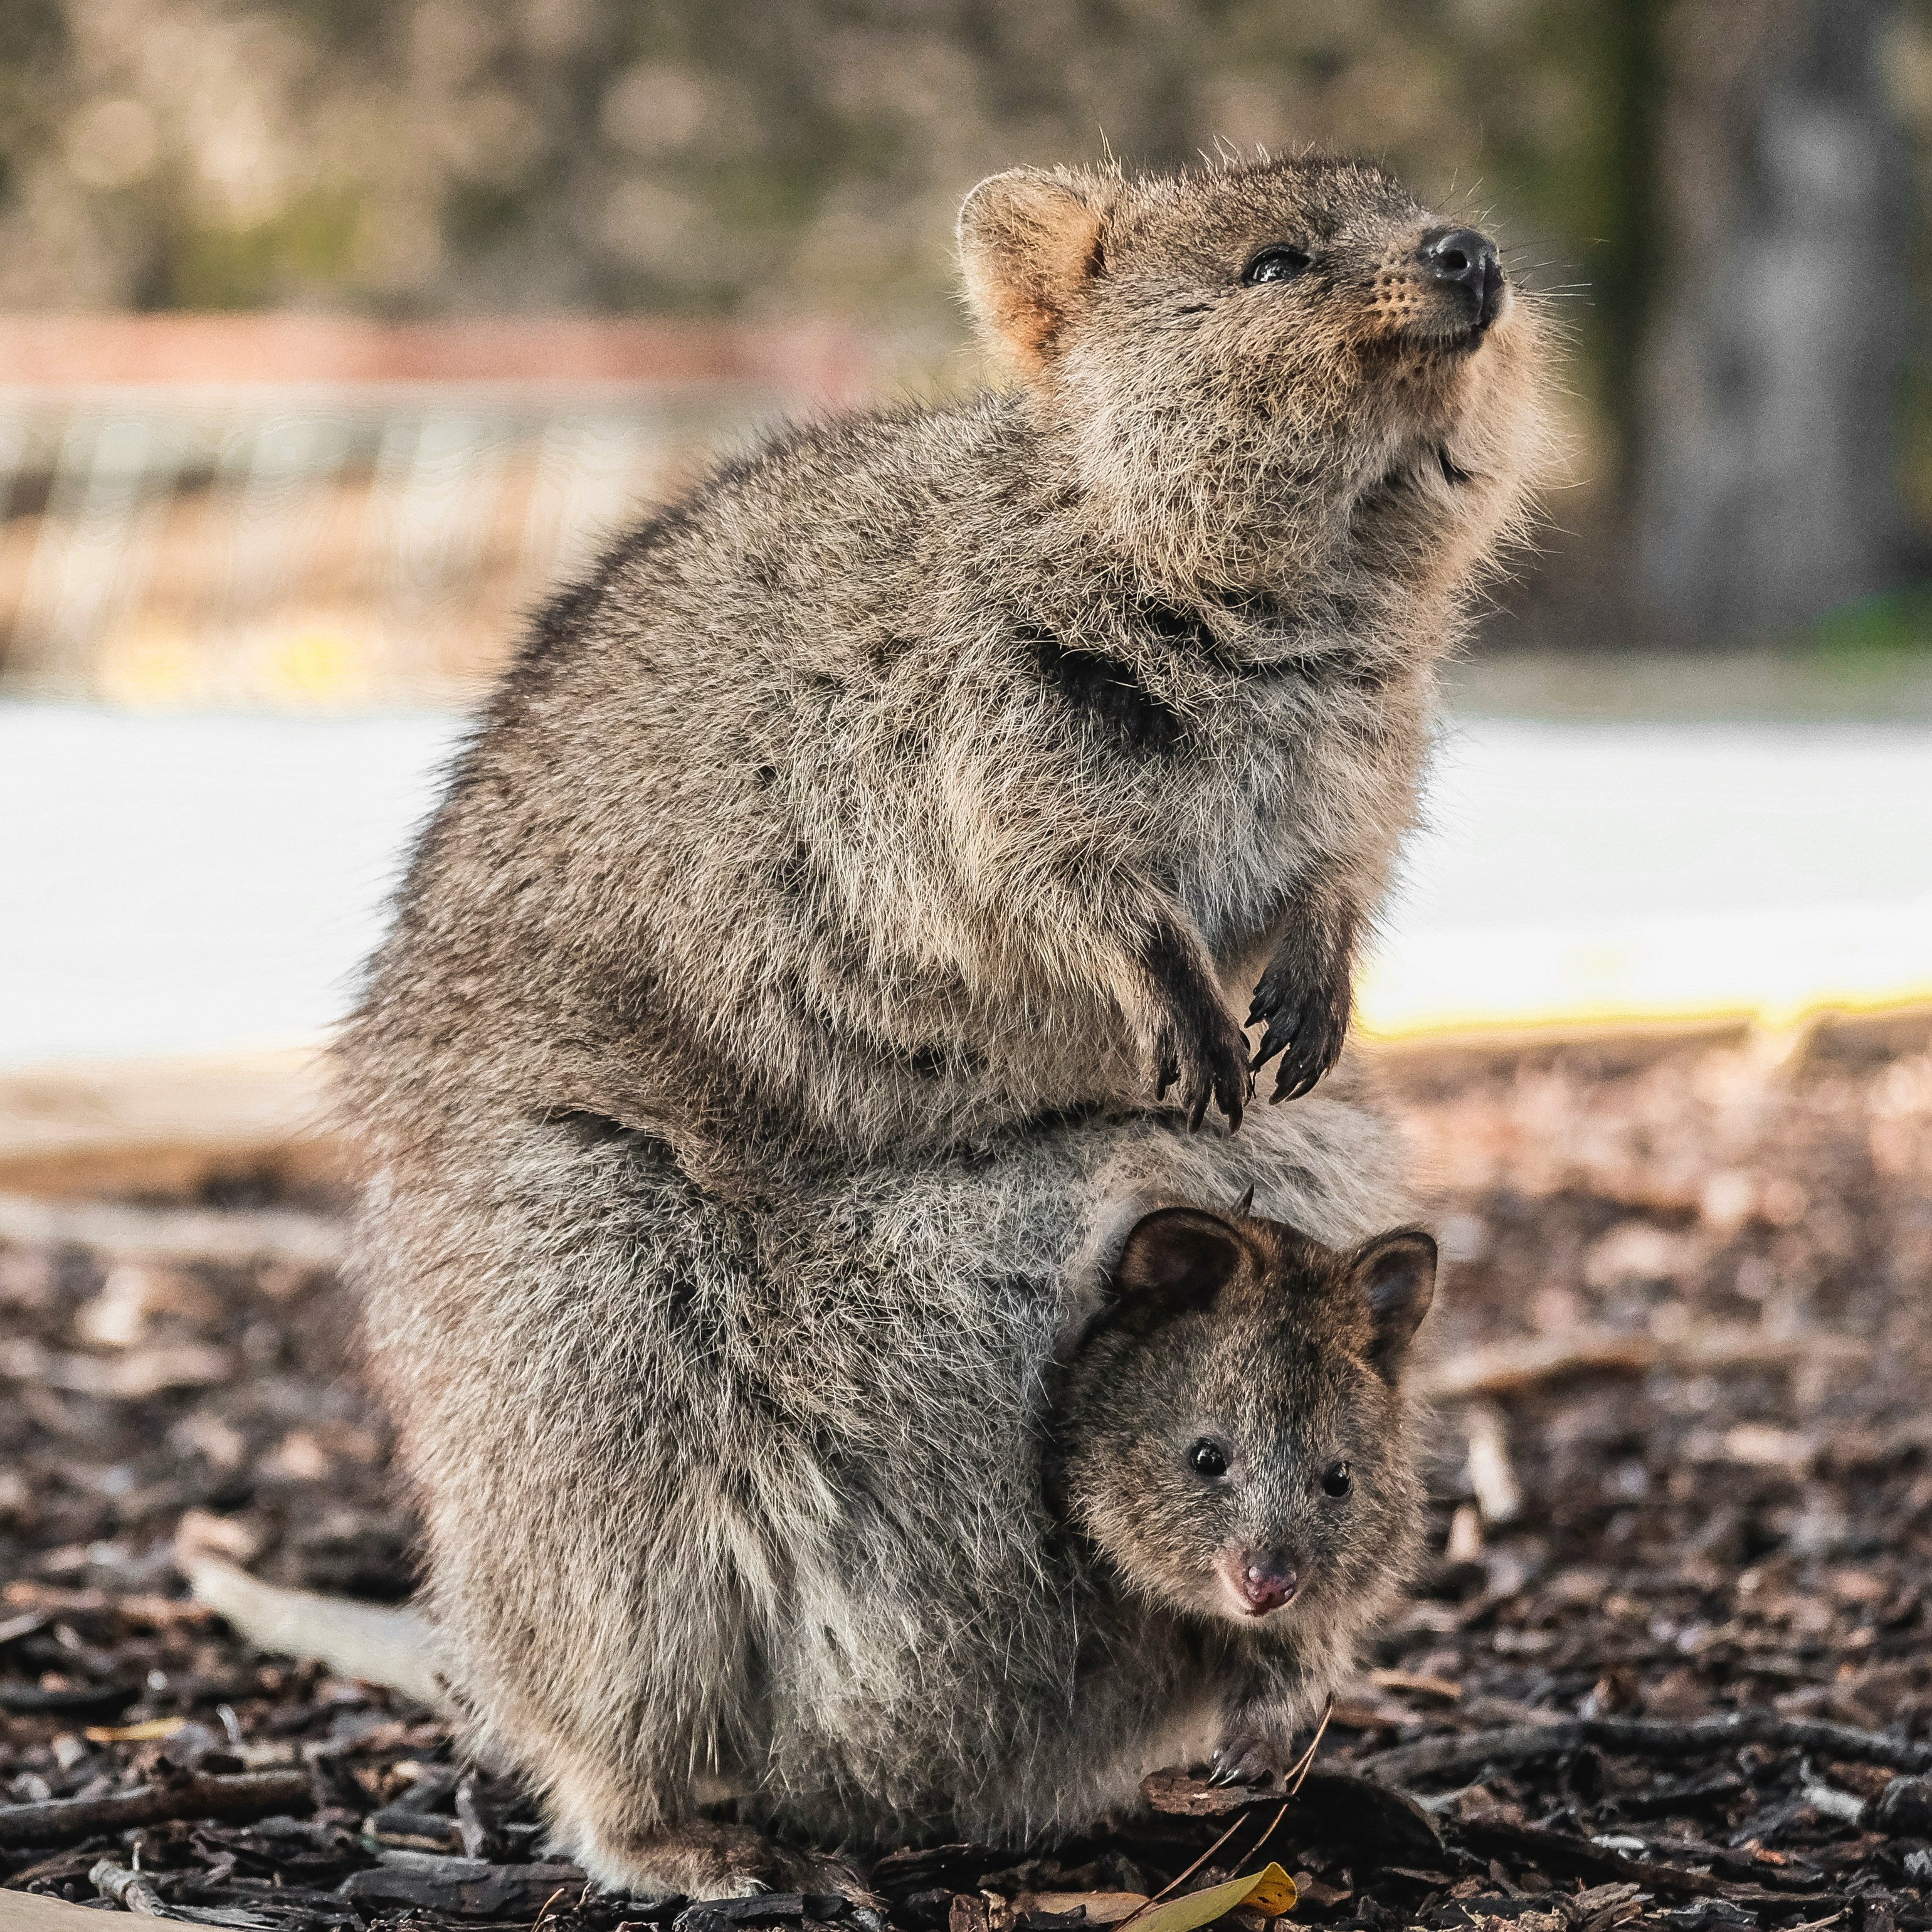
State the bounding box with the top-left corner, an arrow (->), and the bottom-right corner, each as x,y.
1114,1205 -> 1247,1309
958,167 -> 1112,376
1351,1227 -> 1437,1375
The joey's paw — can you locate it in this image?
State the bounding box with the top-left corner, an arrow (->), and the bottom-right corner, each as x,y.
1156,1005 -> 1250,1133
1247,970 -> 1349,1106
1208,1730 -> 1285,1787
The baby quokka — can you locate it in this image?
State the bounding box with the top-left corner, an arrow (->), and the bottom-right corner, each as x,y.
347,152 -> 1550,1179
1051,1200 -> 1437,1790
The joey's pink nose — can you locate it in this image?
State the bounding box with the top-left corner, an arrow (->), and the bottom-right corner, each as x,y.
1235,1552 -> 1299,1615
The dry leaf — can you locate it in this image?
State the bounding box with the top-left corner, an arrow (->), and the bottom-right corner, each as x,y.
1119,1863 -> 1297,1932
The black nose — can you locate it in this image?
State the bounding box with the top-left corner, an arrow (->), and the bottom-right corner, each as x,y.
1419,227 -> 1502,327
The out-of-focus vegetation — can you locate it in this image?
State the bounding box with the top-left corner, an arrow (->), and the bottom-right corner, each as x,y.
0,4 -> 1642,334
3,0 -> 1931,645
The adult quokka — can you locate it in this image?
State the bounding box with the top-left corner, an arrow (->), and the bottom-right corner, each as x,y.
346,153 -> 1551,1177
194,1097 -> 1430,1898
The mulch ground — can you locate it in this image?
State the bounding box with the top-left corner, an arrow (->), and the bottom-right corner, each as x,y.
4,1010 -> 1931,1931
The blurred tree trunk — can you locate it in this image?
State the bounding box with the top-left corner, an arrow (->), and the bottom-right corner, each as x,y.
1634,0 -> 1909,640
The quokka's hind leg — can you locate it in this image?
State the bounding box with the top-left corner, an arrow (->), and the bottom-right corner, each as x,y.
564,1803 -> 868,1901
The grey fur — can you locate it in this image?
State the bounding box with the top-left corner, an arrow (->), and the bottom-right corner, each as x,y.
337,150 -> 1549,1899
344,154 -> 1551,1178
356,1078 -> 1419,1895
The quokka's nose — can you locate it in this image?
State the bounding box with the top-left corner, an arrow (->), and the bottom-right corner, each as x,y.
1418,227 -> 1503,326
1237,1551 -> 1300,1615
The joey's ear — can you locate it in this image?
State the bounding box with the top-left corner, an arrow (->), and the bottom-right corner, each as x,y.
1114,1206 -> 1247,1310
959,167 -> 1112,376
1351,1227 -> 1437,1375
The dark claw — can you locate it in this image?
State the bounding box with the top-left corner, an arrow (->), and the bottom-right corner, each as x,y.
1269,1013 -> 1340,1104
1156,1051 -> 1179,1099
1210,1736 -> 1279,1786
1249,1009 -> 1299,1074
1187,1036 -> 1248,1134
1221,1065 -> 1248,1133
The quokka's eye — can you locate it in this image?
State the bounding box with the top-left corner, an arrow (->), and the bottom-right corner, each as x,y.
1243,246 -> 1312,285
1188,1439 -> 1229,1479
1321,1460 -> 1352,1497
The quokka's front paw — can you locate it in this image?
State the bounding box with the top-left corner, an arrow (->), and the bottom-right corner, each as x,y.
1247,961 -> 1350,1105
1154,998 -> 1251,1133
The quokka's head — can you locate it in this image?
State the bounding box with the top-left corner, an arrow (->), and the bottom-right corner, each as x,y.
959,155 -> 1554,594
1053,1203 -> 1433,1640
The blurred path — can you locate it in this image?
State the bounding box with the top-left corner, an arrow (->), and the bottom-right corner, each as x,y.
4,702 -> 1929,1069
1,704 -> 460,1066
1366,718 -> 1932,1037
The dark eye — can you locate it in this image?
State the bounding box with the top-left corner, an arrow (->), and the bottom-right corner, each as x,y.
1321,1460 -> 1352,1497
1188,1439 -> 1229,1479
1243,245 -> 1312,285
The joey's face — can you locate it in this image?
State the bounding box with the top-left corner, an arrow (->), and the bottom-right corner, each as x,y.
959,157 -> 1553,589
1055,1208 -> 1434,1637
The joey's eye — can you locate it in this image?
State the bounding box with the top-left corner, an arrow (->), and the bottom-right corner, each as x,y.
1243,246 -> 1312,285
1321,1460 -> 1352,1497
1188,1439 -> 1229,1480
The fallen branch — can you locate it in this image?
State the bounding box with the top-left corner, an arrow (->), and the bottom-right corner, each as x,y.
1421,1324 -> 1867,1403
0,1337 -> 234,1398
0,1193 -> 344,1270
2,1581 -> 213,1627
339,1857 -> 587,1918
1356,1711 -> 1932,1788
1453,1813 -> 1832,1911
0,1768 -> 312,1848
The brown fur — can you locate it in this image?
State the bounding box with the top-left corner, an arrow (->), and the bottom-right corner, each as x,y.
343,153 -> 1552,1182
1052,1205 -> 1434,1780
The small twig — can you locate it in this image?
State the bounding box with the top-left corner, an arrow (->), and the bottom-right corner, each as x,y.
1460,1403 -> 1521,1524
1356,1711 -> 1932,1789
1130,1808 -> 1252,1919
1421,1324 -> 1866,1403
0,1768 -> 312,1848
1281,1697 -> 1334,1799
92,1859 -> 171,1916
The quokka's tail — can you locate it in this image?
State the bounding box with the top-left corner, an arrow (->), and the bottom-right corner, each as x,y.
174,1516 -> 448,1711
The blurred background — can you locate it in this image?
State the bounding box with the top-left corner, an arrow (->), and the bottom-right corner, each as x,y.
2,0 -> 1931,1073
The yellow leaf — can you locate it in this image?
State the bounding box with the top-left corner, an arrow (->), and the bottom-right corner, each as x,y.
1119,1863 -> 1298,1932
83,1716 -> 187,1743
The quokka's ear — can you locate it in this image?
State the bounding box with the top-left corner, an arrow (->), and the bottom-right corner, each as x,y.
1114,1206 -> 1247,1312
1349,1228 -> 1437,1376
958,167 -> 1112,376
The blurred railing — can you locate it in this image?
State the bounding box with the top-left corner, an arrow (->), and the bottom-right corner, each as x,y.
0,316 -> 873,709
